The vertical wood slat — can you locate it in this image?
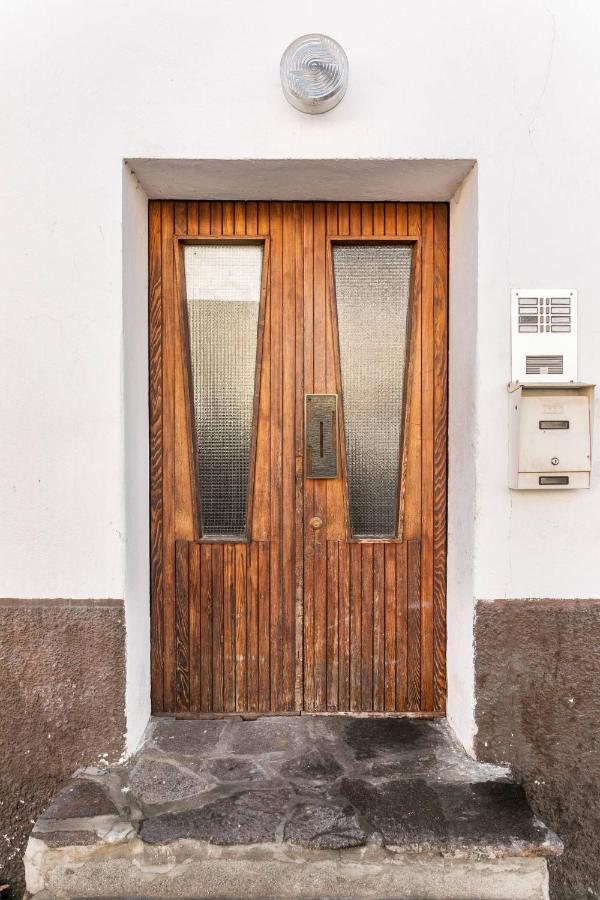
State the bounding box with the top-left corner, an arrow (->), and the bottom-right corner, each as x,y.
235,543 -> 247,711
200,544 -> 212,710
189,542 -> 201,711
246,541 -> 259,711
404,204 -> 423,540
312,203 -> 328,711
149,201 -> 164,712
338,541 -> 350,710
303,203 -> 315,711
211,544 -> 224,711
173,204 -> 195,542
269,202 -> 283,710
175,539 -> 190,711
223,544 -> 235,711
161,201 -> 176,711
282,202 -> 296,709
384,543 -> 397,711
407,539 -> 421,709
349,542 -> 362,711
361,544 -> 374,711
433,204 -> 449,712
294,202 -> 305,711
420,204 -> 435,711
326,539 -> 339,709
373,543 -> 385,712
258,540 -> 271,711
396,541 -> 409,709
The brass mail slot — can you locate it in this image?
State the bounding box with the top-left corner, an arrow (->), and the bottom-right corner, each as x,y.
305,394 -> 338,479
539,475 -> 569,485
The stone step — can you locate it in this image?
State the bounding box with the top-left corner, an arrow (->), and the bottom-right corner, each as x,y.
25,716 -> 561,899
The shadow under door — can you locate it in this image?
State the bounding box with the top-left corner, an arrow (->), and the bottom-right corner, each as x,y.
149,200 -> 448,716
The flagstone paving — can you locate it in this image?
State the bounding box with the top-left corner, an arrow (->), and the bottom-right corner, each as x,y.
25,716 -> 562,898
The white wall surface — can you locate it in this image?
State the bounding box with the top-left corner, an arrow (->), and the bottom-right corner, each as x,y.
2,0 -> 600,750
122,166 -> 150,752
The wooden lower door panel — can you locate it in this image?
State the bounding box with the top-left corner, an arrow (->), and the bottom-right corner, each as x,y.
304,539 -> 421,713
175,540 -> 274,713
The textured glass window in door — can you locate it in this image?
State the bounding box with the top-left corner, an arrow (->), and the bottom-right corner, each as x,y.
332,243 -> 413,538
184,243 -> 263,538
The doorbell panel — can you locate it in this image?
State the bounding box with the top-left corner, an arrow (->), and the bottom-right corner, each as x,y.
511,289 -> 577,383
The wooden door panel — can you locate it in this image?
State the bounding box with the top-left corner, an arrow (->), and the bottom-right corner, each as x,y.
149,200 -> 448,716
174,539 -> 270,713
319,539 -> 421,712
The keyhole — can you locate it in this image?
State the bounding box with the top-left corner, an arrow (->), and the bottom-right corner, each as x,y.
319,420 -> 324,458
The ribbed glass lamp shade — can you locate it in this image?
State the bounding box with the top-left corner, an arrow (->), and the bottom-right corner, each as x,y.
280,34 -> 348,114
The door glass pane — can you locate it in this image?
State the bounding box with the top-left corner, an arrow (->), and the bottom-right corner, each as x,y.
332,243 -> 413,538
184,243 -> 263,538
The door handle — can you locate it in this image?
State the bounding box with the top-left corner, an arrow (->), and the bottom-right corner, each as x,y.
309,516 -> 324,530
305,394 -> 338,479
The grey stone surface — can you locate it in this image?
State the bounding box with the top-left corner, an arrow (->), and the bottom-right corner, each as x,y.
340,777 -> 561,856
339,716 -> 444,760
151,718 -> 228,756
284,802 -> 366,849
280,748 -> 343,782
140,789 -> 291,845
27,715 -> 562,897
206,757 -> 266,783
30,830 -> 100,848
128,756 -> 212,806
41,781 -> 117,821
227,717 -> 305,755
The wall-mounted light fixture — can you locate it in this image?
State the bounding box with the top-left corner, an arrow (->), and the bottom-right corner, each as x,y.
280,34 -> 348,115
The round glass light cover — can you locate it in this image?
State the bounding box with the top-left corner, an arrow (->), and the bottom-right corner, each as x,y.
280,34 -> 348,114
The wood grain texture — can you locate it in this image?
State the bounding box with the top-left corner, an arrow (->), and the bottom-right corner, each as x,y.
149,201 -> 164,712
161,201 -> 176,712
419,203 -> 435,712
322,540 -> 419,711
433,203 -> 449,713
175,540 -> 190,711
149,201 -> 448,715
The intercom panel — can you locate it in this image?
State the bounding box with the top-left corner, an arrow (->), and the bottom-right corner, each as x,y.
511,289 -> 577,383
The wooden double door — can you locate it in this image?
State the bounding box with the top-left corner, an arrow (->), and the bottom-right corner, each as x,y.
150,200 -> 448,716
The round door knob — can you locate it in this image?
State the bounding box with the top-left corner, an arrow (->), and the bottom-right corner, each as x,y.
309,516 -> 323,530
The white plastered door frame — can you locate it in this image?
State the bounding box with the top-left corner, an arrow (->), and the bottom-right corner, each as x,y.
122,158 -> 479,755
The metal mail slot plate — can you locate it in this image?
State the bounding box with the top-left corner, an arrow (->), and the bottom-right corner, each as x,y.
306,394 -> 338,479
539,420 -> 570,430
539,475 -> 569,485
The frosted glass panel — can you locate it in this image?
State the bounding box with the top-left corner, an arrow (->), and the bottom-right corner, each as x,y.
184,244 -> 263,538
333,244 -> 413,538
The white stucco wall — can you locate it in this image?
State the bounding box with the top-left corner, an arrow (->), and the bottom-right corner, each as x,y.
2,0 -> 600,752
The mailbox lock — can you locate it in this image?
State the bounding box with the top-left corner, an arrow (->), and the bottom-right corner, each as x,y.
551,457 -> 559,466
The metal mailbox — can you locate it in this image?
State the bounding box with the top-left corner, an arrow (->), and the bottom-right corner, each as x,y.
508,382 -> 594,489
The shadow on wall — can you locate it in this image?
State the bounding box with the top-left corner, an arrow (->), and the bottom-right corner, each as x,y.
475,598 -> 600,900
0,601 -> 126,899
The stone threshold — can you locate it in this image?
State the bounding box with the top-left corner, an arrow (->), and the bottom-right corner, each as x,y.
25,716 -> 562,899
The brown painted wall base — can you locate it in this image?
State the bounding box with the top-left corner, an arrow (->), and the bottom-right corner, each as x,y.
0,600 -> 126,899
475,598 -> 600,900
